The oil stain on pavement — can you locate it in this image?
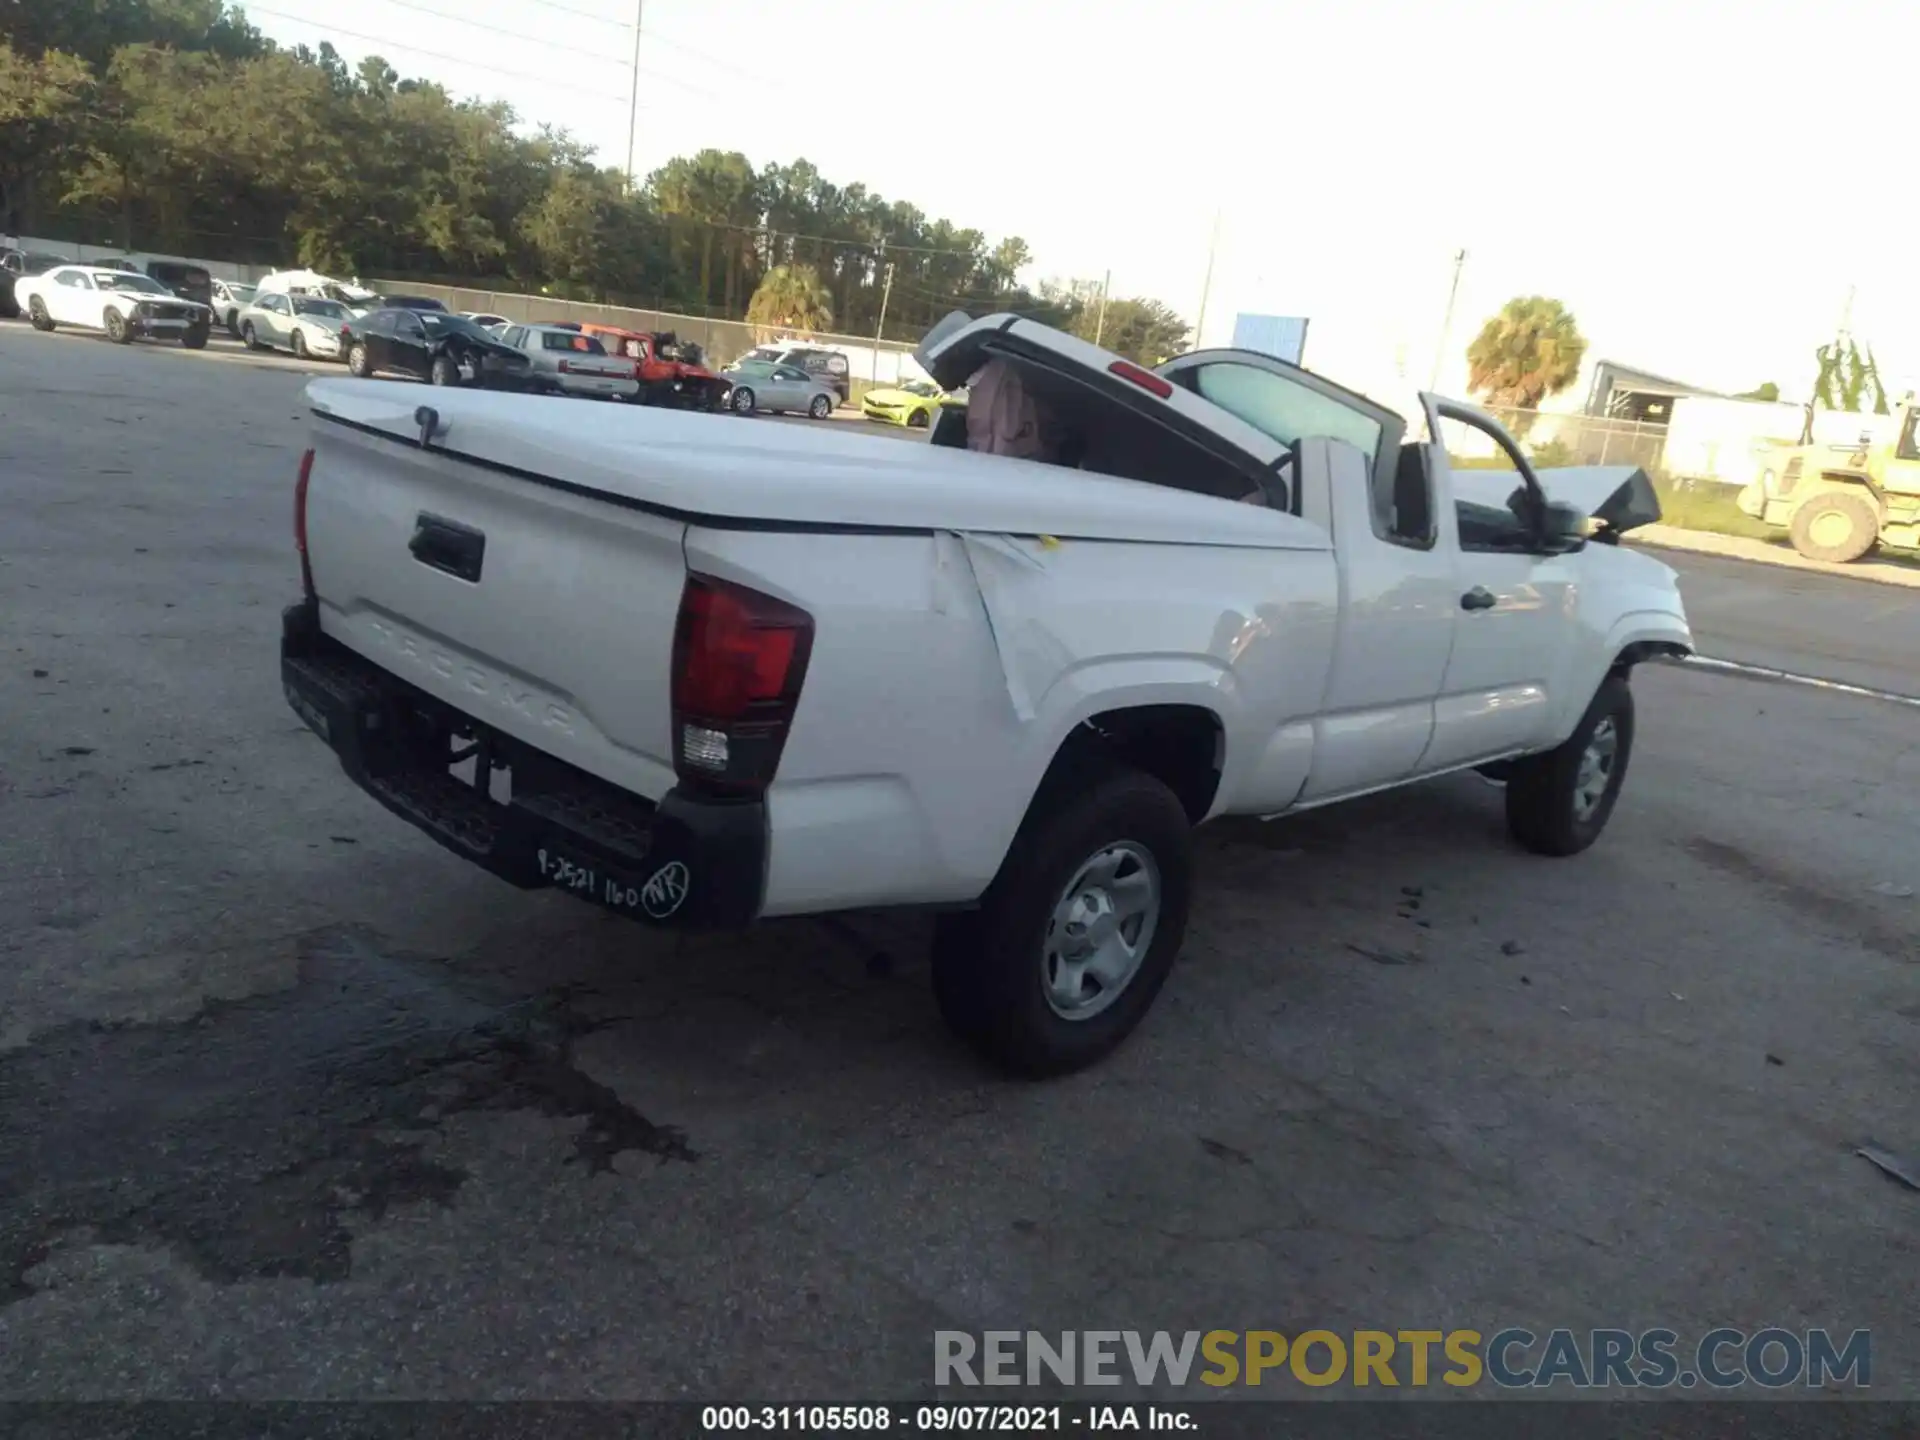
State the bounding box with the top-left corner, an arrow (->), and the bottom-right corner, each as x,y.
0,925 -> 694,1304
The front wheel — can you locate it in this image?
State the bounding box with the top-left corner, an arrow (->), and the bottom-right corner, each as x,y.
1505,674 -> 1635,857
226,311 -> 243,339
907,407 -> 932,429
808,393 -> 832,419
291,329 -> 309,358
931,765 -> 1193,1077
731,386 -> 756,415
181,323 -> 209,350
28,297 -> 53,331
429,355 -> 459,387
346,342 -> 370,378
241,321 -> 262,352
1788,491 -> 1880,564
104,308 -> 132,344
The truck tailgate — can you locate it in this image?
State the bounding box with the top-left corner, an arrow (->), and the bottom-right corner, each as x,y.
304,416 -> 686,800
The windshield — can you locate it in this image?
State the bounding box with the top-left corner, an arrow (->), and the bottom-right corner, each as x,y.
97,273 -> 170,295
420,312 -> 493,341
900,381 -> 940,397
24,252 -> 65,274
295,299 -> 349,320
228,284 -> 256,301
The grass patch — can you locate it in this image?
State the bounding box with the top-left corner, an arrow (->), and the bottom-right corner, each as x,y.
1649,475 -> 1776,540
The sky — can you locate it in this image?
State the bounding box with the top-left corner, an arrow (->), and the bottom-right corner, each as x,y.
240,0 -> 1920,410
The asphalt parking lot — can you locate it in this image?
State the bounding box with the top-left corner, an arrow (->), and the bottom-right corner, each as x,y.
3,324 -> 1919,1402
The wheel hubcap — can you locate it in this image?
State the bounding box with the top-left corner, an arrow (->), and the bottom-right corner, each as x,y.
1571,717 -> 1618,822
1808,509 -> 1854,548
1042,842 -> 1160,1020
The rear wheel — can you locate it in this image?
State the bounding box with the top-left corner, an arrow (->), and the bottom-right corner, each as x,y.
347,342 -> 371,377
28,296 -> 53,331
808,393 -> 832,419
931,764 -> 1193,1077
226,310 -> 243,339
1788,491 -> 1879,563
1505,674 -> 1635,857
104,308 -> 132,344
731,386 -> 756,415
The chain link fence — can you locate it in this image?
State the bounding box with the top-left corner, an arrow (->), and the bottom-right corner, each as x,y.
1474,405 -> 1671,471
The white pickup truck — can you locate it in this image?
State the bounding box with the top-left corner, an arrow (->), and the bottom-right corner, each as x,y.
281,314 -> 1692,1075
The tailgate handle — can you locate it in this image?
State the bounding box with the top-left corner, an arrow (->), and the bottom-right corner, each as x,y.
409,514 -> 486,583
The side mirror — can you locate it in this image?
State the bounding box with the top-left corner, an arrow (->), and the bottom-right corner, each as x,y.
1540,500 -> 1586,540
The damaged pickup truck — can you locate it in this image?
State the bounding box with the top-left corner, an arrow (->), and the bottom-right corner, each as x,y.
281,314 -> 1692,1076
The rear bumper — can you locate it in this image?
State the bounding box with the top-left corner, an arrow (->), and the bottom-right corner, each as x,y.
281,600 -> 765,929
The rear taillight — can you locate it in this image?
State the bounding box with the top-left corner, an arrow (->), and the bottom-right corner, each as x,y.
556,358 -> 572,373
670,574 -> 813,795
294,447 -> 315,599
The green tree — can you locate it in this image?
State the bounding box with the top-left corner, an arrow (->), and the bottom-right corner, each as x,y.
1466,296 -> 1588,415
0,42 -> 94,230
746,264 -> 833,335
1735,382 -> 1781,402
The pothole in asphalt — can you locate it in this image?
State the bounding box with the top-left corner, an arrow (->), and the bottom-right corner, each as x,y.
0,925 -> 694,1304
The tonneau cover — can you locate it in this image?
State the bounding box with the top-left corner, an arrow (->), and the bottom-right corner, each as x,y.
305,379 -> 1328,550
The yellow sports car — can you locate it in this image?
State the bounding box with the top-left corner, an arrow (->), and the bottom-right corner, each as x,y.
861,379 -> 961,429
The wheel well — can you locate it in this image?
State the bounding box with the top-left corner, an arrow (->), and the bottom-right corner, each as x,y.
1610,639 -> 1690,679
1041,704 -> 1224,824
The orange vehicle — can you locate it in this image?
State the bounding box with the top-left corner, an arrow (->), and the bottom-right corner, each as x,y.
577,323 -> 730,410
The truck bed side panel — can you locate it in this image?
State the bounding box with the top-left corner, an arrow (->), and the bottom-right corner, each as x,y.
687,527 -> 1341,914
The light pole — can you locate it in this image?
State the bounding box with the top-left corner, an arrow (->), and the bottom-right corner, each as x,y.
624,0 -> 643,187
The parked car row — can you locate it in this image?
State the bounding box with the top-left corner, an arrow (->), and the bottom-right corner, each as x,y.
3,253 -> 899,426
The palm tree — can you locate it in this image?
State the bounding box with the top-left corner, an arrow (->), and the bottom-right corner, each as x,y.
746,264 -> 833,337
1466,297 -> 1587,415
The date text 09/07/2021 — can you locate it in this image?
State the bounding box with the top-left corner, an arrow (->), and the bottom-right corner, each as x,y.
700,1405 -> 1193,1432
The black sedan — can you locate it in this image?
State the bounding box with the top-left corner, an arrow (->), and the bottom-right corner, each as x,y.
0,247 -> 67,319
341,308 -> 532,389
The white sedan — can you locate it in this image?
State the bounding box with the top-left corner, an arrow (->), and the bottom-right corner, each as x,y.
14,264 -> 213,347
236,294 -> 353,361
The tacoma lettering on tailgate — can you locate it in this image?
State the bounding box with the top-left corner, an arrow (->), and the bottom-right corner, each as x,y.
364,618 -> 576,736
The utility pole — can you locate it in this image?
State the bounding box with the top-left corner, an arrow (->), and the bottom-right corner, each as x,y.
624,0 -> 643,187
1429,247 -> 1466,392
1093,269 -> 1111,348
1193,209 -> 1222,347
872,260 -> 895,383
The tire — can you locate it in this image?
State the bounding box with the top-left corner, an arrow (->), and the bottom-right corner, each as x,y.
808,394 -> 833,419
291,329 -> 309,359
226,311 -> 243,340
0,291 -> 18,320
429,355 -> 459,387
1788,490 -> 1880,564
105,308 -> 132,344
347,342 -> 370,378
931,764 -> 1193,1077
241,321 -> 261,352
181,323 -> 209,350
731,386 -> 756,415
1505,674 -> 1635,857
907,407 -> 931,429
28,296 -> 53,332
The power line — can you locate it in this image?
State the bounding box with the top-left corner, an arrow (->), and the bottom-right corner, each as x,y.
378,0 -> 628,62
516,0 -> 634,26
247,5 -> 636,100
